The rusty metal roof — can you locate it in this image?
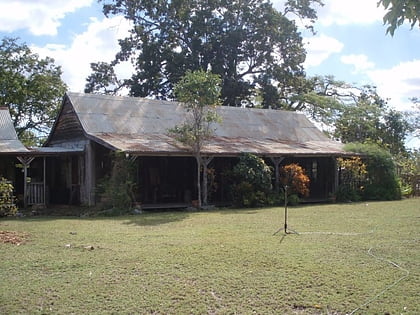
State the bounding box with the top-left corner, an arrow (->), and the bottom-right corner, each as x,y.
65,92 -> 346,156
0,107 -> 29,154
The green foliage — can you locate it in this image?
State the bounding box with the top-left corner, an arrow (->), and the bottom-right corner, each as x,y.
344,143 -> 401,200
279,163 -> 310,197
88,0 -> 322,107
232,153 -> 272,207
333,85 -> 411,155
0,178 -> 18,216
0,37 -> 67,145
96,152 -> 136,214
169,70 -> 222,208
335,184 -> 362,203
287,193 -> 300,206
84,61 -> 123,95
336,157 -> 367,202
381,109 -> 412,155
170,70 -> 221,151
394,149 -> 420,197
378,0 -> 420,35
268,75 -> 344,125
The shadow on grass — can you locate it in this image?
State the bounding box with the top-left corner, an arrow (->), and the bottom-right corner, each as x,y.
2,208 -> 191,227
123,211 -> 191,226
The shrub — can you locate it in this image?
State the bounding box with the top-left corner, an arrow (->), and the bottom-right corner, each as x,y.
96,152 -> 136,214
0,178 -> 18,216
395,150 -> 420,197
344,143 -> 401,200
335,184 -> 362,202
279,163 -> 310,204
336,156 -> 367,202
232,153 -> 272,207
287,194 -> 300,206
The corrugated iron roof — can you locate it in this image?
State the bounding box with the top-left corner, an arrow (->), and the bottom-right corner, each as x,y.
0,107 -> 29,154
66,92 -> 346,156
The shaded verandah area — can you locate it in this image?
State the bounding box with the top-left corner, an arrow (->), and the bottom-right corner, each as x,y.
0,148 -> 84,209
93,152 -> 339,209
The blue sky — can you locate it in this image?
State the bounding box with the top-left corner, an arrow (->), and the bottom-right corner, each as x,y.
0,0 -> 419,147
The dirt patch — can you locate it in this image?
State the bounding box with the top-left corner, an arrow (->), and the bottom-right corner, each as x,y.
0,230 -> 29,245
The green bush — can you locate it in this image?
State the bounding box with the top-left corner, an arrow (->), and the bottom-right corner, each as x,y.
96,152 -> 136,214
395,150 -> 420,197
0,178 -> 18,216
335,184 -> 362,202
344,143 -> 401,200
232,153 -> 272,207
287,194 -> 300,206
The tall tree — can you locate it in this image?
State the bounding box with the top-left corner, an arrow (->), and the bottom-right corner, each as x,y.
86,0 -> 323,107
378,0 -> 420,35
407,98 -> 420,140
0,37 -> 67,145
272,75 -> 347,126
334,87 -> 384,144
333,85 -> 411,155
169,69 -> 221,208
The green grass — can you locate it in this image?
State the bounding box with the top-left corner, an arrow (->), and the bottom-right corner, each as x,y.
1,199 -> 419,314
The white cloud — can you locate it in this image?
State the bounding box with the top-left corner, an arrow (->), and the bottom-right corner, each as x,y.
367,60 -> 420,110
0,0 -> 94,36
271,0 -> 386,26
303,34 -> 344,68
317,0 -> 386,26
341,54 -> 375,74
32,16 -> 133,92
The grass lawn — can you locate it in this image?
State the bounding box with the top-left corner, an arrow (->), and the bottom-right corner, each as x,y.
1,199 -> 419,314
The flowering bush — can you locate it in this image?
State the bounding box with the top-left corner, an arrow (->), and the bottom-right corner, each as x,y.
336,156 -> 367,201
279,164 -> 310,197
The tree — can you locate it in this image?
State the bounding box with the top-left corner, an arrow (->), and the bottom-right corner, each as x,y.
85,61 -> 124,95
0,37 -> 67,145
169,69 -> 221,208
381,109 -> 412,155
270,75 -> 346,126
406,98 -> 420,140
334,91 -> 383,145
276,163 -> 309,234
378,0 -> 420,35
86,0 -> 323,107
332,84 -> 411,155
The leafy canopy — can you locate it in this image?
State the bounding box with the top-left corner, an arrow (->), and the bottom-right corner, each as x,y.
170,69 -> 221,153
169,69 -> 222,208
0,37 -> 67,145
86,0 -> 323,107
333,85 -> 412,155
378,0 -> 420,35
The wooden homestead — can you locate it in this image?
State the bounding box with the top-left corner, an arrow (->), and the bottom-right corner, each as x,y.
1,93 -> 350,209
39,92 -> 346,208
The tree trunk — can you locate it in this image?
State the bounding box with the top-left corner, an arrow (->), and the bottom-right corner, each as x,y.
195,154 -> 202,208
202,156 -> 214,206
